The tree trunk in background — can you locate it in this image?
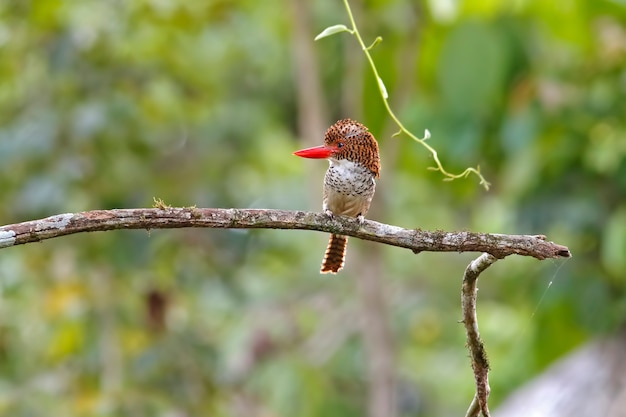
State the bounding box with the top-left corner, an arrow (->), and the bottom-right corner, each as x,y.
346,3 -> 393,417
496,327 -> 626,417
354,253 -> 396,417
291,0 -> 328,212
290,0 -> 327,146
353,4 -> 423,417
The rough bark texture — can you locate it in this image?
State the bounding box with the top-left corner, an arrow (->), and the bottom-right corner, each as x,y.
463,253 -> 498,417
0,208 -> 572,260
0,207 -> 573,414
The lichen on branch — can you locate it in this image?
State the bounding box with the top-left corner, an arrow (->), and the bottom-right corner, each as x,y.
0,208 -> 570,261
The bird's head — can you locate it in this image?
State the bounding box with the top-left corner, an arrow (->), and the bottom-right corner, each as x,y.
293,119 -> 380,178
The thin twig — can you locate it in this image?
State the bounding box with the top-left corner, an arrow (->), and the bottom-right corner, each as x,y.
0,208 -> 571,261
465,394 -> 480,417
462,253 -> 498,417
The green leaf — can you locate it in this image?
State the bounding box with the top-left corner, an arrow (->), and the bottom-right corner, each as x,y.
377,76 -> 388,99
314,24 -> 352,41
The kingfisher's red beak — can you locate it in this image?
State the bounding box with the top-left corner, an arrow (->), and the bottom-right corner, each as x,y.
293,145 -> 336,159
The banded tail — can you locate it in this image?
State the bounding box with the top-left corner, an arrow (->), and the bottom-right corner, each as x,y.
321,234 -> 348,274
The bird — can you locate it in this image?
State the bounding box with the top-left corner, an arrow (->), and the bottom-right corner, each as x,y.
293,119 -> 381,274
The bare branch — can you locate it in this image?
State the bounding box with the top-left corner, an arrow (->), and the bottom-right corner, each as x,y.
462,253 -> 498,417
465,394 -> 481,417
0,208 -> 571,260
0,207 -> 571,412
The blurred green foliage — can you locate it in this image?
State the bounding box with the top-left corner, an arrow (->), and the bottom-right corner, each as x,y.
0,0 -> 625,416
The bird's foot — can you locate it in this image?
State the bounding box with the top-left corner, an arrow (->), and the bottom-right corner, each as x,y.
324,209 -> 334,218
357,214 -> 365,225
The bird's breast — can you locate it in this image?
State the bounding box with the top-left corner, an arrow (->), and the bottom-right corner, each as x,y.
323,159 -> 376,217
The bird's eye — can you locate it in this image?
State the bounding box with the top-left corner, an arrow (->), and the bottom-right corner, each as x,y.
337,142 -> 344,148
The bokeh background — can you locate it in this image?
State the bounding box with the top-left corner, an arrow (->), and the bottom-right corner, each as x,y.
1,0 -> 625,416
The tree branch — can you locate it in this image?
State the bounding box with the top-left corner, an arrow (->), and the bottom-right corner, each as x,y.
0,208 -> 571,260
463,253 -> 498,417
0,207 -> 571,413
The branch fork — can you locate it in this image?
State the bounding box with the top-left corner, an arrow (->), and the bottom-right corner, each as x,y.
0,207 -> 570,415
